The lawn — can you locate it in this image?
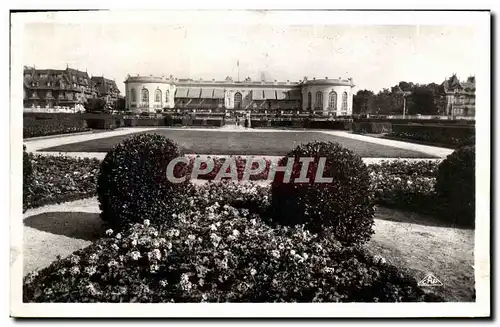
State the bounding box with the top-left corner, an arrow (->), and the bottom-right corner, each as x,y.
39,129 -> 437,158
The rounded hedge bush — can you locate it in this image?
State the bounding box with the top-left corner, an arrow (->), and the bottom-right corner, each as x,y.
97,134 -> 193,230
270,141 -> 375,245
435,145 -> 475,227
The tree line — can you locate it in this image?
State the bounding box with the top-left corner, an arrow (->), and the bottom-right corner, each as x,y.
353,81 -> 448,116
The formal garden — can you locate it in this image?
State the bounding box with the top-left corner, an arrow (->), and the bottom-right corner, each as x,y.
21,123 -> 476,302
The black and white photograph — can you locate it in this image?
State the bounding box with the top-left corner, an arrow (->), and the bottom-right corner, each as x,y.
9,9 -> 490,318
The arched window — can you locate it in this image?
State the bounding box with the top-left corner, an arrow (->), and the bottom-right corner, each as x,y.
341,92 -> 348,110
315,91 -> 323,109
234,92 -> 242,109
155,89 -> 162,103
307,92 -> 312,109
130,88 -> 136,102
141,88 -> 149,104
328,91 -> 337,110
165,90 -> 169,103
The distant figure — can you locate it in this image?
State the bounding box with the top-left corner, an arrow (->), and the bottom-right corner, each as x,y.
236,117 -> 240,126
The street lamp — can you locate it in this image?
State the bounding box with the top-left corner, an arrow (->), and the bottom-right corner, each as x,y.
401,91 -> 411,118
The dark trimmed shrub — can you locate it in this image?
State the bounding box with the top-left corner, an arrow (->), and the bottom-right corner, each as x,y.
23,113 -> 89,138
97,134 -> 193,230
85,117 -> 116,130
270,141 -> 375,245
435,145 -> 475,227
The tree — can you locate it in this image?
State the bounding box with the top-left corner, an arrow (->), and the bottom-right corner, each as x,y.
353,90 -> 374,114
407,86 -> 438,115
85,97 -> 108,113
114,97 -> 126,111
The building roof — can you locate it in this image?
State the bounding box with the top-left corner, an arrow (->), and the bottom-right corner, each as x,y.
443,74 -> 475,94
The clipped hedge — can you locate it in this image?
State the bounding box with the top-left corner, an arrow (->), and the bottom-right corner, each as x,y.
353,122 -> 392,134
97,134 -> 193,230
388,124 -> 475,147
23,113 -> 89,138
435,146 -> 475,227
85,117 -> 117,130
270,142 -> 375,245
23,184 -> 443,303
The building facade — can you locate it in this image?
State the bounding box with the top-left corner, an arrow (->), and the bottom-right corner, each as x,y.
442,74 -> 476,117
23,66 -> 121,109
124,75 -> 355,115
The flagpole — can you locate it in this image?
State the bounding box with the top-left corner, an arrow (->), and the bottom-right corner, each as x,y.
237,60 -> 240,82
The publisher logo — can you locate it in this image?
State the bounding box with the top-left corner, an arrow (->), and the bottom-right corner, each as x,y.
418,273 -> 443,287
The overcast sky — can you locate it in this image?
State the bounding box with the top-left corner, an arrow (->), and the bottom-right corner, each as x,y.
22,15 -> 479,95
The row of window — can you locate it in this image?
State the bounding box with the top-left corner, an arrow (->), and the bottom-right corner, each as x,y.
307,91 -> 348,110
130,88 -> 169,103
130,89 -> 349,110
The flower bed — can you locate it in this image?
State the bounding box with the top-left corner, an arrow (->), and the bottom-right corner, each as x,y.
23,153 -> 101,210
23,181 -> 443,302
368,160 -> 440,214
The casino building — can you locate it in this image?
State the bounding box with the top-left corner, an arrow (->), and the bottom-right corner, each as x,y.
124,75 -> 355,116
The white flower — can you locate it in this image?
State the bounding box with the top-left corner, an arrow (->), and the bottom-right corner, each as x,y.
250,268 -> 257,276
88,253 -> 99,263
131,239 -> 138,247
69,254 -> 80,264
159,280 -> 168,287
105,229 -> 113,236
271,250 -> 280,259
112,244 -> 119,251
188,234 -> 196,241
373,254 -> 386,264
129,251 -> 141,261
86,283 -> 99,296
152,240 -> 160,248
69,266 -> 80,276
150,264 -> 159,273
107,260 -> 119,267
290,249 -> 296,256
209,224 -> 217,231
84,266 -> 96,276
232,229 -> 240,237
143,219 -> 150,227
250,219 -> 256,226
166,242 -> 172,250
302,253 -> 309,260
323,267 -> 335,274
115,233 -> 122,240
148,249 -> 162,261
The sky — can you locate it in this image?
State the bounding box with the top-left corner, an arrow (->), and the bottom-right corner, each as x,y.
21,13 -> 479,95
